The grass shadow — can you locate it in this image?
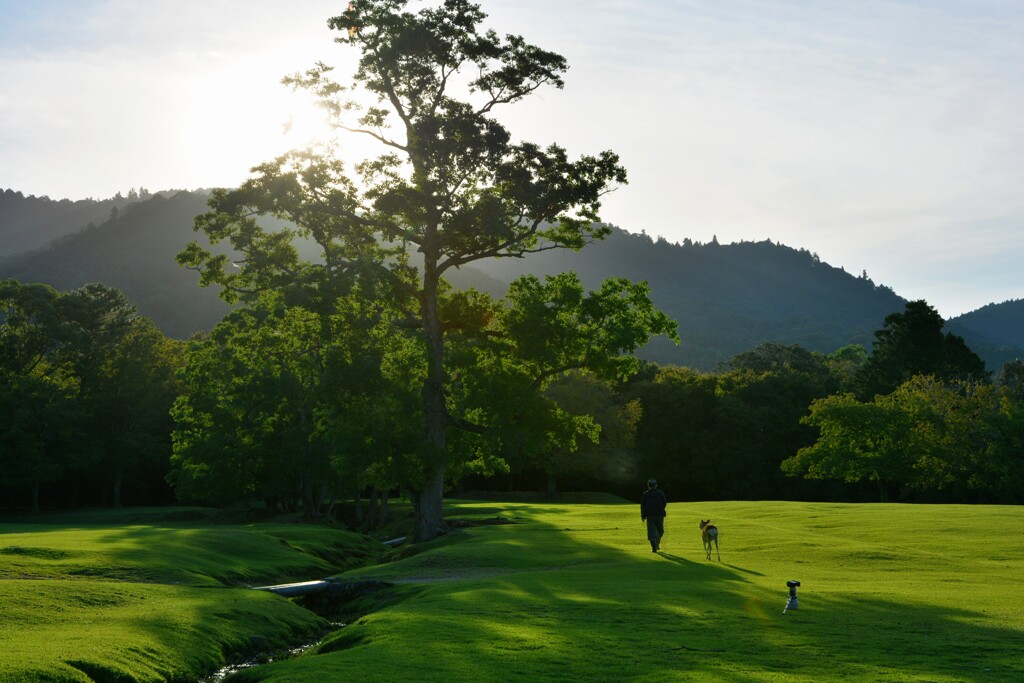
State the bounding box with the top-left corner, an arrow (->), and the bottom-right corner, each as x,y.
238,499 -> 1024,682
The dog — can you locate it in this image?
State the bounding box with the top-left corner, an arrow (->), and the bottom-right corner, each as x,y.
699,520 -> 720,561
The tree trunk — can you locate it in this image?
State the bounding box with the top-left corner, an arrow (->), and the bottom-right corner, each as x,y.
325,483 -> 339,518
414,248 -> 448,541
412,463 -> 447,542
546,472 -> 558,498
300,408 -> 317,519
380,489 -> 389,525
354,488 -> 363,524
302,473 -> 316,519
113,465 -> 123,508
368,486 -> 379,531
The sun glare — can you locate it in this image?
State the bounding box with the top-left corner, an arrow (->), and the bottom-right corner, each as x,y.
181,77 -> 373,189
274,93 -> 340,149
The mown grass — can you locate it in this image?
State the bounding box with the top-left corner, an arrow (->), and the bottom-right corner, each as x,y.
0,508 -> 383,682
230,500 -> 1024,683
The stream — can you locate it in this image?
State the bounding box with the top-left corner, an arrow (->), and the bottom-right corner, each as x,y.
198,621 -> 346,682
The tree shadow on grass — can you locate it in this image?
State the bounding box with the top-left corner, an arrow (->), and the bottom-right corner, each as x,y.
756,595 -> 1024,682
246,504 -> 1024,683
0,520 -> 381,681
23,504 -> 1020,683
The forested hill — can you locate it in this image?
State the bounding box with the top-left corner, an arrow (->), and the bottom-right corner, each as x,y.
3,187 -> 1018,369
0,188 -> 146,257
470,231 -> 908,369
947,299 -> 1024,372
1,191 -> 230,339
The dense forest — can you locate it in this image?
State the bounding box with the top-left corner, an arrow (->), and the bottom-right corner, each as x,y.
3,276 -> 1022,517
3,0 -> 1023,529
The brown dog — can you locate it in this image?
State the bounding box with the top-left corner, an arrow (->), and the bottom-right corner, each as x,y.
699,520 -> 720,561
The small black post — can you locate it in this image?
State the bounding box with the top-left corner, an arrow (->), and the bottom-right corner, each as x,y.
784,580 -> 800,614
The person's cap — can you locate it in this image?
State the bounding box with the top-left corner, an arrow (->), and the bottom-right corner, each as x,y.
647,478 -> 657,486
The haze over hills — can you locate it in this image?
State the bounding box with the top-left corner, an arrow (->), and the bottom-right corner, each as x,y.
947,298 -> 1024,373
2,188 -> 1021,371
1,191 -> 230,339
0,189 -> 139,257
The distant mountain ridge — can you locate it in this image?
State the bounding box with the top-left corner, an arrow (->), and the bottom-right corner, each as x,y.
947,299 -> 1024,372
0,188 -> 160,257
1,191 -> 230,338
2,187 -> 1021,371
470,230 -> 908,369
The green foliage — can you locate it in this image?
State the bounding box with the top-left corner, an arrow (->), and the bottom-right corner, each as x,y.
785,376 -> 1024,502
783,392 -> 915,500
855,300 -> 988,399
1,280 -> 181,510
170,286 -> 425,515
444,273 -> 676,492
996,358 -> 1024,401
539,373 -> 642,490
629,344 -> 842,501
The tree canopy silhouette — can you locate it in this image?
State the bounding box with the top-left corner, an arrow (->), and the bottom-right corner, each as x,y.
178,1 -> 681,540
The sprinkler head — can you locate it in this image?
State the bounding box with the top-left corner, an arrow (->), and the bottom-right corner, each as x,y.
783,580 -> 800,614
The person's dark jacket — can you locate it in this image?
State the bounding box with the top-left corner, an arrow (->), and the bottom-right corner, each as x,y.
640,488 -> 667,519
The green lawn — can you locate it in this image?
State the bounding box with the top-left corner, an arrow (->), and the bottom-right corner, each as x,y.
238,500 -> 1024,682
0,508 -> 383,682
1,501 -> 1021,682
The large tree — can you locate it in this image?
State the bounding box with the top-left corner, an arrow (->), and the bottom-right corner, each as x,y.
450,273 -> 674,495
783,375 -> 1020,502
855,300 -> 988,399
184,1 -> 639,540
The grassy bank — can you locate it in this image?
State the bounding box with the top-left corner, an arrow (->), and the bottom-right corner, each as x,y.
2,501 -> 1021,682
0,508 -> 383,682
236,500 -> 1024,682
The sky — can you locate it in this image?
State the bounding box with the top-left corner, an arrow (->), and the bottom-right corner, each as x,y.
1,0 -> 1022,319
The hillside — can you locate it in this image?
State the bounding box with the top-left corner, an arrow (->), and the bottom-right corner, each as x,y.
472,231 -> 909,368
0,188 -> 141,257
947,299 -> 1024,370
4,187 -> 1019,370
1,191 -> 231,339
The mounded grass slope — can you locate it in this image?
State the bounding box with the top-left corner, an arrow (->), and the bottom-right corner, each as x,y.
0,508 -> 384,682
234,500 -> 1024,683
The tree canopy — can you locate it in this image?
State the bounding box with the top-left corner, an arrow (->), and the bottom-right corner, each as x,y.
855,300 -> 988,399
179,0 -> 676,540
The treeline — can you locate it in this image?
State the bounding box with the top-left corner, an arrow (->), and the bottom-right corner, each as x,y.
0,187 -> 156,258
0,280 -> 181,511
2,185 -> 928,373
4,276 -> 1021,514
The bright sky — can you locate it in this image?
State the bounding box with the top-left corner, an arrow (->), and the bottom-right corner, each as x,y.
1,0 -> 1022,318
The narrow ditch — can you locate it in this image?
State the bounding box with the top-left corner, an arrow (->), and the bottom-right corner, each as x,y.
198,519 -> 510,681
198,579 -> 395,682
199,622 -> 346,682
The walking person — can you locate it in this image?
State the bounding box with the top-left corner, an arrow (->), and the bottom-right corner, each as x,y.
640,478 -> 667,552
